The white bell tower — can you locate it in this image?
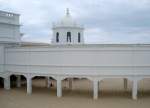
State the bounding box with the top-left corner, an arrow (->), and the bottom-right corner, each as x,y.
51,9 -> 84,44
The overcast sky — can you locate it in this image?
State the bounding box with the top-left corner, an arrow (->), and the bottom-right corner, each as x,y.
0,0 -> 150,43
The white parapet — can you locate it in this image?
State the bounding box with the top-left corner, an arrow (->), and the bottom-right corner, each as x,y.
0,10 -> 19,25
0,10 -> 21,43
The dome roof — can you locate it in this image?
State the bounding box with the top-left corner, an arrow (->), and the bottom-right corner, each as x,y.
53,9 -> 83,28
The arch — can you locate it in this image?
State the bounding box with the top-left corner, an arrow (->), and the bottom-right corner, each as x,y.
23,74 -> 58,94
67,32 -> 71,42
56,32 -> 59,43
78,32 -> 81,43
0,75 -> 5,79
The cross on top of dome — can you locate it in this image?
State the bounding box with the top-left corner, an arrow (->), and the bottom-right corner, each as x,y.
66,8 -> 70,16
52,8 -> 84,44
52,8 -> 83,28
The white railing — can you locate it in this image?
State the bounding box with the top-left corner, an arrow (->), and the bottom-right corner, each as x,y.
0,10 -> 15,17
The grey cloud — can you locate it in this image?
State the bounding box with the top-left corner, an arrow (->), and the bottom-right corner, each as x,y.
0,0 -> 150,43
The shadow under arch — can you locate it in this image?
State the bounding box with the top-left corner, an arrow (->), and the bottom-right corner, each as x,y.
138,78 -> 150,99
96,78 -> 132,99
60,76 -> 93,98
0,76 -> 4,88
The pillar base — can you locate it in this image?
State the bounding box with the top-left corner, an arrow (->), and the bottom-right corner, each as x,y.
124,78 -> 128,91
45,77 -> 50,88
93,80 -> 98,99
4,76 -> 10,90
57,79 -> 62,97
17,75 -> 21,88
69,78 -> 73,90
27,77 -> 32,94
132,79 -> 138,100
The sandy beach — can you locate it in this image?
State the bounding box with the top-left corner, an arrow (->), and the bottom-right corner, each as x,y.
1,78 -> 150,108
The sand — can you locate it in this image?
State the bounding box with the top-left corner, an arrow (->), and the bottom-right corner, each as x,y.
1,78 -> 150,108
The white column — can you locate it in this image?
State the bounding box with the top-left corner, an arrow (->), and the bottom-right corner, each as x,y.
69,78 -> 73,90
16,75 -> 21,87
132,79 -> 138,100
4,76 -> 10,90
47,77 -> 50,88
57,79 -> 62,97
124,78 -> 128,90
27,77 -> 32,94
93,79 -> 98,99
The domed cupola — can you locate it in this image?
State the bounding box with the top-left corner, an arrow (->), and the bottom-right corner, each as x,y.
51,8 -> 84,44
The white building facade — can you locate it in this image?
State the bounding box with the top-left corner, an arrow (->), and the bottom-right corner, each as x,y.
0,10 -> 150,100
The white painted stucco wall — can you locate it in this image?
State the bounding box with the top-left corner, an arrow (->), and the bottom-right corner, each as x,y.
4,44 -> 150,76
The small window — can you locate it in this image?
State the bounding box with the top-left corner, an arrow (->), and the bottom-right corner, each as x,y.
67,32 -> 71,42
56,32 -> 59,43
78,33 -> 81,43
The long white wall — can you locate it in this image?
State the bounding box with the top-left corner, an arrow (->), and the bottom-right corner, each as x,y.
4,44 -> 150,76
